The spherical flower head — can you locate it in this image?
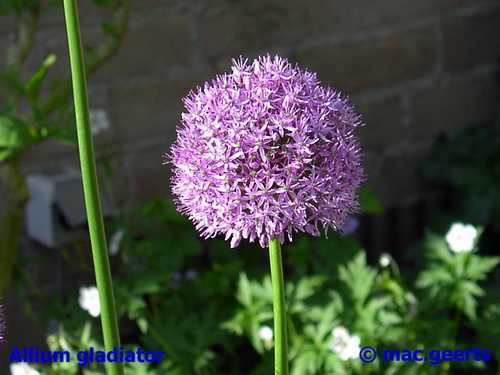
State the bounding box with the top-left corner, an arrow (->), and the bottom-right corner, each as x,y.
168,55 -> 364,248
445,222 -> 478,253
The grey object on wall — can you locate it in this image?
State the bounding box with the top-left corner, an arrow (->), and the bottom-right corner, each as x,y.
26,167 -> 113,248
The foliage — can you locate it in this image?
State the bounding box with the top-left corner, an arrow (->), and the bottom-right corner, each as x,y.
0,0 -> 131,159
416,230 -> 498,320
11,183 -> 500,375
421,118 -> 500,229
0,0 -> 132,297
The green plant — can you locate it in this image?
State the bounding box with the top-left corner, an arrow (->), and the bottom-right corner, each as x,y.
226,222 -> 499,375
0,0 -> 131,296
421,113 -> 500,229
16,180 -> 500,374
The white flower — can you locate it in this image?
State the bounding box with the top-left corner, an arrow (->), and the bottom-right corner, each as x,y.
445,222 -> 478,253
329,326 -> 361,361
10,363 -> 40,375
379,253 -> 391,267
258,325 -> 273,342
79,286 -> 101,317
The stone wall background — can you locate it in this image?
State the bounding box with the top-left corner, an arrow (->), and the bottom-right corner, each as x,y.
1,0 -> 499,210
1,0 -> 500,371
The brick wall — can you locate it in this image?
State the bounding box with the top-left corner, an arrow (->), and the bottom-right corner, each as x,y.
1,2 -> 500,370
2,0 -> 500,209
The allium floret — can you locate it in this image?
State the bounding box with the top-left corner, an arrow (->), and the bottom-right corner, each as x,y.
168,55 -> 364,248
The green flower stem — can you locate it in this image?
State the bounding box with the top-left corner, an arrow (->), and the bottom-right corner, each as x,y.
441,300 -> 463,375
63,2 -> 123,375
147,323 -> 181,365
0,157 -> 29,296
269,236 -> 289,375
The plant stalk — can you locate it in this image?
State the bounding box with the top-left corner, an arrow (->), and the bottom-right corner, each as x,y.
0,157 -> 30,297
441,300 -> 463,375
62,1 -> 123,374
269,236 -> 289,375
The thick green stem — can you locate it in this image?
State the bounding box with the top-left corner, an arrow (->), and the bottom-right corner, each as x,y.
0,157 -> 30,297
269,236 -> 289,375
63,1 -> 123,375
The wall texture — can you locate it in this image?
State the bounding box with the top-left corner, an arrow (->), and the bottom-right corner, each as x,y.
2,0 -> 500,210
1,1 -> 500,370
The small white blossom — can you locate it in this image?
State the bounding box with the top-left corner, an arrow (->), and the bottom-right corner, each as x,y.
258,325 -> 274,351
379,253 -> 391,267
329,326 -> 361,361
445,223 -> 478,253
10,363 -> 40,375
258,325 -> 273,341
79,286 -> 101,317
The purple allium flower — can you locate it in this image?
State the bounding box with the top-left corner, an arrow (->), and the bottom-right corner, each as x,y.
340,215 -> 360,236
168,55 -> 364,248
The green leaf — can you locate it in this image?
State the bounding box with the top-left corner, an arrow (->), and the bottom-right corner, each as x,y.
287,275 -> 325,315
123,360 -> 156,375
315,301 -> 341,339
251,275 -> 274,304
83,370 -> 107,375
292,275 -> 325,302
416,268 -> 454,294
136,317 -> 148,334
291,349 -> 320,375
79,321 -> 93,346
377,308 -> 403,327
0,148 -> 13,163
462,291 -> 479,320
459,280 -> 484,297
338,252 -> 376,306
0,69 -> 25,94
0,115 -> 32,149
424,231 -> 454,265
53,121 -> 78,143
236,272 -> 253,308
0,0 -> 19,14
25,54 -> 57,103
465,254 -> 500,280
101,20 -> 117,36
